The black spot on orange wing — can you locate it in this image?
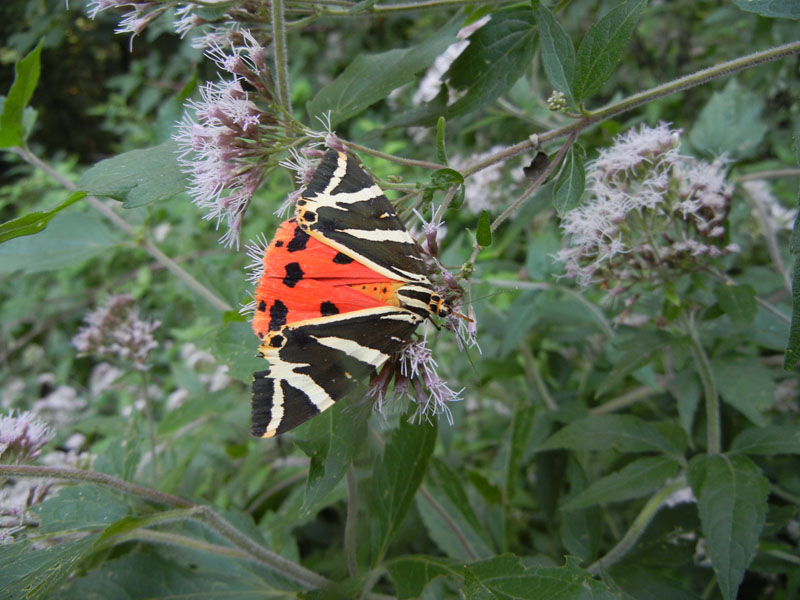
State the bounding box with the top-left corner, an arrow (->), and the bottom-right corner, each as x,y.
269,300 -> 288,331
283,262 -> 304,288
320,301 -> 339,316
258,300 -> 267,312
287,227 -> 310,252
275,241 -> 284,247
333,252 -> 354,264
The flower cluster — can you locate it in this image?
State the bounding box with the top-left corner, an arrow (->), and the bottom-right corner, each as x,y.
72,294 -> 160,371
555,124 -> 739,295
0,411 -> 52,463
368,336 -> 463,425
174,30 -> 282,248
86,0 -> 170,42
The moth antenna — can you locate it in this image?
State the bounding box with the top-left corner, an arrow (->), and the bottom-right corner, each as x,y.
450,310 -> 473,323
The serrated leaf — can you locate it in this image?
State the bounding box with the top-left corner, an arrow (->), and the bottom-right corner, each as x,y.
369,415 -> 437,565
0,211 -> 121,275
688,454 -> 769,600
689,79 -> 767,159
731,425 -> 800,455
295,400 -> 368,518
0,535 -> 98,600
463,555 -> 620,599
538,414 -> 686,459
562,456 -> 680,510
0,41 -> 42,148
307,18 -> 461,125
447,9 -> 538,116
60,551 -> 292,599
553,146 -> 585,215
731,0 -> 800,18
416,458 -> 494,560
0,191 -> 85,244
713,356 -> 775,426
476,210 -> 492,247
77,140 -> 188,208
573,0 -> 646,102
386,555 -> 460,600
533,2 -> 576,107
714,283 -> 757,327
32,485 -> 130,534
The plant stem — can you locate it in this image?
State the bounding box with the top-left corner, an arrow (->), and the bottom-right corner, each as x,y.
518,343 -> 557,412
681,310 -> 720,455
13,147 -> 233,313
461,40 -> 800,184
0,464 -> 331,590
271,0 -> 292,114
587,476 -> 687,575
140,369 -> 158,484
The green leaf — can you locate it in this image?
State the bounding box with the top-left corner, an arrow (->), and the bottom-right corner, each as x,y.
573,0 -> 646,102
32,485 -> 130,534
61,551 -> 292,599
447,9 -> 538,116
476,210 -> 492,247
307,18 -> 461,125
731,425 -> 800,455
212,321 -> 266,383
0,211 -> 121,275
0,191 -> 85,244
416,458 -> 494,560
386,555 -> 460,600
538,414 -> 686,460
785,255 -> 800,368
688,79 -> 767,159
553,146 -> 585,215
0,535 -> 98,600
295,400 -> 368,518
430,168 -> 464,190
77,140 -> 188,208
436,116 -> 448,165
462,555 -> 620,599
562,456 -> 680,510
369,415 -> 437,565
731,0 -> 800,18
714,283 -> 757,327
0,41 -> 42,148
533,2 -> 576,107
688,454 -> 769,600
712,356 -> 775,426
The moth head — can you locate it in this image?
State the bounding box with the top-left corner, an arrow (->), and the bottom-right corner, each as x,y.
428,293 -> 452,318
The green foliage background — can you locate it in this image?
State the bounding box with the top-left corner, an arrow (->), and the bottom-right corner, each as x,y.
1,0 -> 799,598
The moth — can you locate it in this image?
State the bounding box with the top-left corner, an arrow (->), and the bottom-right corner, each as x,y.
251,150 -> 453,437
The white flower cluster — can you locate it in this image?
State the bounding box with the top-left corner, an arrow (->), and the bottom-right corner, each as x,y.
555,124 -> 739,291
72,294 -> 160,371
173,30 -> 275,248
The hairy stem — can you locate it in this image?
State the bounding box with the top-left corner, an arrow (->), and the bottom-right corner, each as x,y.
140,369 -> 158,484
12,147 -> 233,313
418,484 -> 479,561
271,0 -> 293,114
587,476 -> 687,575
462,40 -> 800,183
0,464 -> 331,590
681,311 -> 720,455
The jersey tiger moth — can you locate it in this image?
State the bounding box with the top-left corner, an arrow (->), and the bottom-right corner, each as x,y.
251,150 -> 454,438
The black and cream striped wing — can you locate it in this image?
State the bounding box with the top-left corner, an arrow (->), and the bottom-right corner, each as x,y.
296,150 -> 429,285
251,306 -> 422,438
